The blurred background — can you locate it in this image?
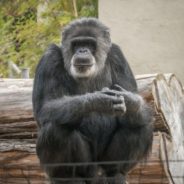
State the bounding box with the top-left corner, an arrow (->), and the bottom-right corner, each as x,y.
99,0 -> 184,83
0,0 -> 98,78
0,0 -> 184,83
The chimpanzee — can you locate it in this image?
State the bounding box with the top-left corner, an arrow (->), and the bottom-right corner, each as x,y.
32,18 -> 153,184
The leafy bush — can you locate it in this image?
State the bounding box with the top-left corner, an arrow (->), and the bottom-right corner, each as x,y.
0,0 -> 98,77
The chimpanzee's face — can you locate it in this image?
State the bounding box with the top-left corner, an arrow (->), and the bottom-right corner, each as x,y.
62,18 -> 111,80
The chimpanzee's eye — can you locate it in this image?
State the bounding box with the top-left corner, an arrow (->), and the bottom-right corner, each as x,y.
72,41 -> 96,54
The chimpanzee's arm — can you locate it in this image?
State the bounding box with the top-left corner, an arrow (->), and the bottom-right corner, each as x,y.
32,44 -> 125,127
103,86 -> 153,127
107,44 -> 153,127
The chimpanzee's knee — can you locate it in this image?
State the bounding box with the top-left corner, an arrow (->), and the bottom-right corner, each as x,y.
36,124 -> 92,182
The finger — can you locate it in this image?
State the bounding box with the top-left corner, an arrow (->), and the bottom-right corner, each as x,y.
102,87 -> 110,91
102,89 -> 123,96
113,104 -> 126,114
112,95 -> 125,105
113,84 -> 126,92
102,90 -> 116,96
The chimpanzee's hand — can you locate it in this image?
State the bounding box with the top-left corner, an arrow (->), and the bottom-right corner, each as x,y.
110,84 -> 143,113
87,89 -> 126,116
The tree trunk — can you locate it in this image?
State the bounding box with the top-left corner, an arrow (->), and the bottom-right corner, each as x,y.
0,74 -> 184,184
72,0 -> 78,17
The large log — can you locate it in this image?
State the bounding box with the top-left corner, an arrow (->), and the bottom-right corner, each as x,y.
0,74 -> 184,184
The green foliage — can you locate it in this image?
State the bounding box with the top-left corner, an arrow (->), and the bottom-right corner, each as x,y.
0,0 -> 98,77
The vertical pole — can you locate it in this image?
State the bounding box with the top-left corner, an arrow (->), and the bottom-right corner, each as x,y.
8,61 -> 13,78
21,68 -> 30,79
73,0 -> 78,17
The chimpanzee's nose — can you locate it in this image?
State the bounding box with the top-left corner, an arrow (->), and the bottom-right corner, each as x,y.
77,48 -> 89,54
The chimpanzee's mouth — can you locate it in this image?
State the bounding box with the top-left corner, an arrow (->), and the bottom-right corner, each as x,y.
74,64 -> 93,71
74,64 -> 93,67
74,65 -> 93,73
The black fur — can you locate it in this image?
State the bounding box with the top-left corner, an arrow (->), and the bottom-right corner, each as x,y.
32,18 -> 153,184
